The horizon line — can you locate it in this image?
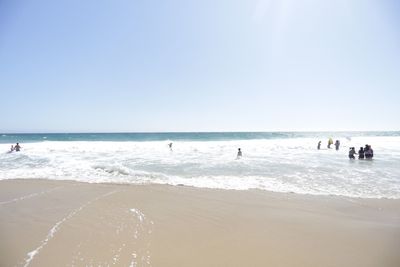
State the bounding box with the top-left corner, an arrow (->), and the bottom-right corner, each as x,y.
1,130 -> 399,134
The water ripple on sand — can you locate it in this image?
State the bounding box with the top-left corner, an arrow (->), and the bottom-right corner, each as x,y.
0,186 -> 63,206
21,190 -> 119,267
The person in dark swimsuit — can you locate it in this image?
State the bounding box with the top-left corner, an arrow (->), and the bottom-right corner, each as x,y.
237,148 -> 242,159
358,147 -> 365,159
348,147 -> 357,159
365,145 -> 374,159
334,140 -> 340,150
14,143 -> 21,152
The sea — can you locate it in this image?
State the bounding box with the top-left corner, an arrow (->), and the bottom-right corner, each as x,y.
1,132 -> 399,199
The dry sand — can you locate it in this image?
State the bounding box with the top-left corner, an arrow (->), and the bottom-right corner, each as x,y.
0,179 -> 399,267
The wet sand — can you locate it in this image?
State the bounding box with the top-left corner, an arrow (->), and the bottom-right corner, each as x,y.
0,179 -> 399,267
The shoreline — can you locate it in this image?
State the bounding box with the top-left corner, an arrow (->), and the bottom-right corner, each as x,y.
1,177 -> 399,201
1,179 -> 399,266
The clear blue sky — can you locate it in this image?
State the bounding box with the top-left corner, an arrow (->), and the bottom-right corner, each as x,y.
1,0 -> 399,132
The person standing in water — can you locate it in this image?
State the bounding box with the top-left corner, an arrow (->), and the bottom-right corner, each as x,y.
168,142 -> 173,151
317,141 -> 321,150
358,147 -> 365,159
327,138 -> 333,149
365,145 -> 374,159
348,147 -> 357,159
14,143 -> 21,152
237,148 -> 242,159
334,140 -> 340,150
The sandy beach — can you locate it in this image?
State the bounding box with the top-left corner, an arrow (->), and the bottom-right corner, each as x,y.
0,179 -> 399,267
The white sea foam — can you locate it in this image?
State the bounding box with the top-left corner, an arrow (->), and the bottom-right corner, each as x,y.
1,136 -> 400,199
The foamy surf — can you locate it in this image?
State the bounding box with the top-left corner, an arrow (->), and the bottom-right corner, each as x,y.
1,133 -> 399,199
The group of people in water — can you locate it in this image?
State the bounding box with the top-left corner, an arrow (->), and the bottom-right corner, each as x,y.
317,138 -> 374,160
349,145 -> 374,159
170,140 -> 373,161
8,143 -> 21,153
318,138 -> 341,150
7,140 -> 374,161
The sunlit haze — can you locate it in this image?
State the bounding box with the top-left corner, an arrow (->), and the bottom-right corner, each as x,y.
1,0 -> 399,132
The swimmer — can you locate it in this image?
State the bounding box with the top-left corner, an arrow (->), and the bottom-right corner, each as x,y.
334,140 -> 340,150
7,145 -> 14,153
317,141 -> 321,150
168,143 -> 173,150
14,143 -> 21,152
237,148 -> 242,159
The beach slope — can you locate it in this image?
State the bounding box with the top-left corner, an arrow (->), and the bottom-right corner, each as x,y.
0,179 -> 399,267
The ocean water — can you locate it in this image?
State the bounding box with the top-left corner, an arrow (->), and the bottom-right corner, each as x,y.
1,132 -> 399,199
